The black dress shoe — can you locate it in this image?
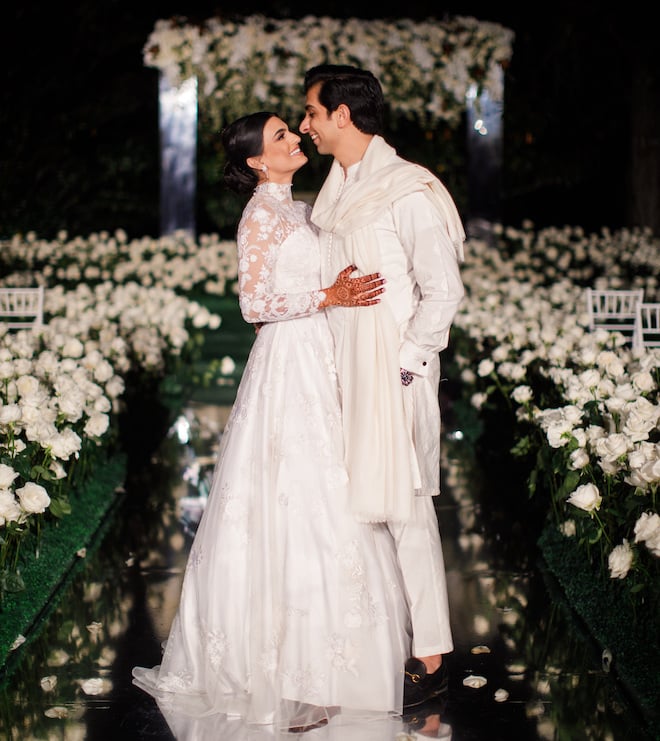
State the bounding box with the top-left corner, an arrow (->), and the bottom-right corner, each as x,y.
402,694 -> 448,732
403,657 -> 449,709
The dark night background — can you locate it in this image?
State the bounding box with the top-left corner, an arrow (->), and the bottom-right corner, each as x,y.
2,1 -> 659,241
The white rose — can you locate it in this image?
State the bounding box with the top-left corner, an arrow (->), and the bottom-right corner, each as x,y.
16,482 -> 50,514
605,396 -> 626,413
608,540 -> 633,579
586,425 -> 607,443
567,483 -> 602,513
596,350 -> 625,376
569,448 -> 590,470
62,338 -> 84,358
546,421 -> 573,448
49,460 -> 67,480
57,389 -> 86,423
638,459 -> 660,485
621,398 -> 660,443
0,361 -> 15,380
220,356 -> 236,375
20,398 -> 50,425
15,374 -> 40,397
477,359 -> 495,377
93,359 -> 115,383
560,519 -> 576,537
0,489 -> 22,525
461,368 -> 476,384
14,359 -> 33,376
11,439 -> 26,454
84,413 -> 110,438
104,376 -> 125,399
634,512 -> 660,549
631,371 -> 655,393
642,536 -> 660,558
46,429 -> 82,460
572,428 -> 587,447
594,434 -> 631,462
625,470 -> 648,489
499,362 -> 526,381
0,404 -> 21,425
596,379 -> 616,398
578,369 -> 601,389
562,406 -> 584,425
613,382 -> 637,401
0,463 -> 19,488
492,345 -> 510,362
599,458 -> 623,476
471,392 -> 488,410
25,419 -> 58,446
511,385 -> 533,404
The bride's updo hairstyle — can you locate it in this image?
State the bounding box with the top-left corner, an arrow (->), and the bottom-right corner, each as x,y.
221,111 -> 277,195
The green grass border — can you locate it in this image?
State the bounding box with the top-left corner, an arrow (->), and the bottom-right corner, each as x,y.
538,524 -> 660,738
0,454 -> 127,679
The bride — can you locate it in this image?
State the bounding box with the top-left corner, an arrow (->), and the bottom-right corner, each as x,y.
132,112 -> 412,734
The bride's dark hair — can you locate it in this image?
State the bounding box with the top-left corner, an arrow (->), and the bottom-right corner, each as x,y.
221,111 -> 277,194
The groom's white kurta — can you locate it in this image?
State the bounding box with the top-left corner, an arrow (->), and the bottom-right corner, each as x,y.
312,135 -> 465,655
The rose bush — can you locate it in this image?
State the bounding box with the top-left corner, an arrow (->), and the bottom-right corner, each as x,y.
448,222 -> 659,614
0,272 -> 222,601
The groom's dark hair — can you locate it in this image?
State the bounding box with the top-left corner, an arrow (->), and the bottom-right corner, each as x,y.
303,64 -> 384,135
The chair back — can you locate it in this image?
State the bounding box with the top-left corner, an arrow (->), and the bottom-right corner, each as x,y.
633,302 -> 660,351
0,286 -> 45,329
584,287 -> 644,342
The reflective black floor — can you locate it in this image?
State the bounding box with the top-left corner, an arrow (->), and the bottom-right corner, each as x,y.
0,396 -> 655,741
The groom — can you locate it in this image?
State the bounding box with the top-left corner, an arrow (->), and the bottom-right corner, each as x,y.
299,63 -> 466,709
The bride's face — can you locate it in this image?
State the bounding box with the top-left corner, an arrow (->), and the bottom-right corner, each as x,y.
259,116 -> 308,184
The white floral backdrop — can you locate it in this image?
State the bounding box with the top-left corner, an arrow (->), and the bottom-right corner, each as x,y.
143,14 -> 515,130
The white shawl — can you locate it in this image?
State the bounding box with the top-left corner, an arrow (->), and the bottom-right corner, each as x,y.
312,136 -> 465,523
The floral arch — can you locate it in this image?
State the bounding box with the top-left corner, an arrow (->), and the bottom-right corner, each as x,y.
143,14 -> 515,233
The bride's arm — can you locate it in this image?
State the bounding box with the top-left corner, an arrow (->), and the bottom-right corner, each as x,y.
237,204 -> 384,324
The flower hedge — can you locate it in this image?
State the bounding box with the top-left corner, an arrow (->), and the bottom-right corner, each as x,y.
0,229 -> 238,297
443,223 -> 659,650
0,249 -> 223,605
143,14 -> 515,130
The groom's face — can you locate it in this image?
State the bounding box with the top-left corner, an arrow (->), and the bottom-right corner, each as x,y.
300,83 -> 338,156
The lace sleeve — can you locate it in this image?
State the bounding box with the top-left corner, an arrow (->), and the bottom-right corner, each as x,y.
237,201 -> 325,323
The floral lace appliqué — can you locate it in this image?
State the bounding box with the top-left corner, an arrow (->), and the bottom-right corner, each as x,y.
237,183 -> 325,324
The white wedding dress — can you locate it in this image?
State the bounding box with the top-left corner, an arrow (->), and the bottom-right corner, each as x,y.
132,183 -> 411,734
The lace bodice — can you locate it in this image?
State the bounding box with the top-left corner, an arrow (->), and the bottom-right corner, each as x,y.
236,182 -> 325,323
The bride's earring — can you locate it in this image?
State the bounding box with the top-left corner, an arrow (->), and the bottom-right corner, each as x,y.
261,164 -> 269,181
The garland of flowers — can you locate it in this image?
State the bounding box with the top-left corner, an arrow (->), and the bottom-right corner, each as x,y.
143,14 -> 515,130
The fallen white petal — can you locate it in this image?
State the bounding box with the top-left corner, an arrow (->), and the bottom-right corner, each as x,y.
463,675 -> 488,688
80,677 -> 105,695
10,635 -> 26,651
45,706 -> 69,719
470,645 -> 491,654
494,688 -> 509,702
40,675 -> 58,692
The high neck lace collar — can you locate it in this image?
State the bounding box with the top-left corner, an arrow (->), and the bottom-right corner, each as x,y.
255,182 -> 293,200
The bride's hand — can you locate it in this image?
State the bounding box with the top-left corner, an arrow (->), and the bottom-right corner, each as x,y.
320,265 -> 385,308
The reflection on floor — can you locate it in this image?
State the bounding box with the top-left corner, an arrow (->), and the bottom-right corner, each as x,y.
0,400 -> 653,741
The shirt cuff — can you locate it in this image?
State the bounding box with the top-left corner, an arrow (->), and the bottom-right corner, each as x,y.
399,341 -> 434,377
